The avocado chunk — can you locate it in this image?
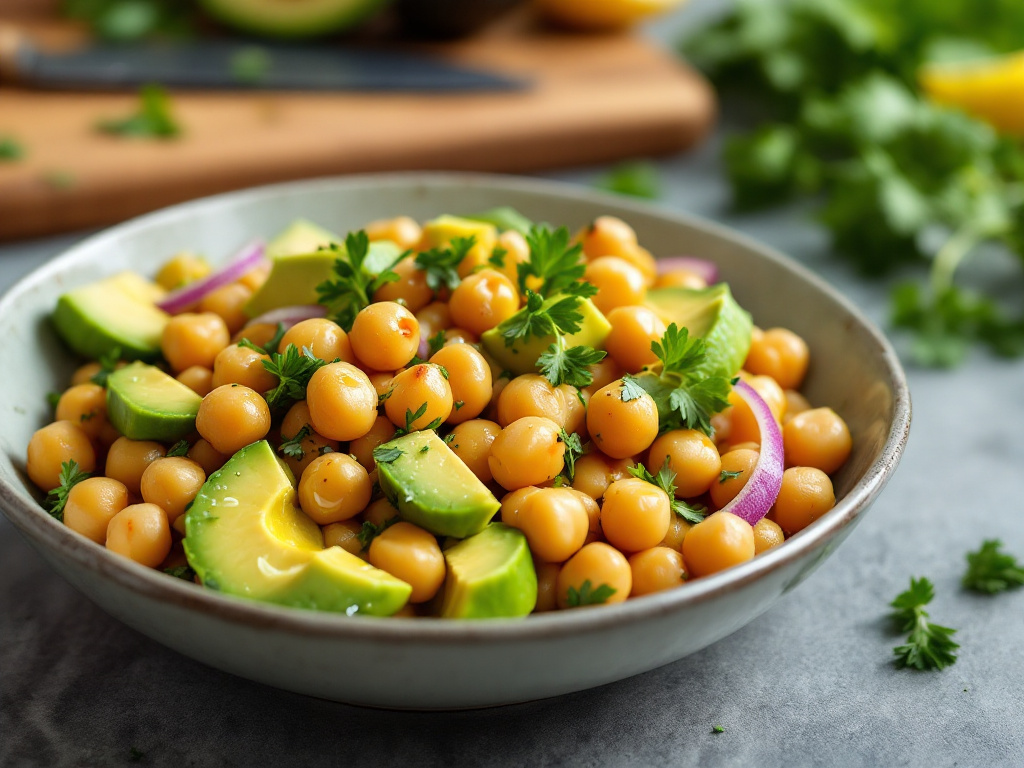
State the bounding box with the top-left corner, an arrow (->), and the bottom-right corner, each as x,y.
52,272 -> 169,361
246,221 -> 402,318
441,524 -> 537,619
107,362 -> 202,442
197,0 -> 390,39
480,297 -> 612,376
376,431 -> 500,539
184,441 -> 411,616
645,284 -> 753,378
420,214 -> 498,255
465,207 -> 533,235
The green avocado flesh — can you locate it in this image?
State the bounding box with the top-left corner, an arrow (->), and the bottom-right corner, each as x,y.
465,207 -> 533,235
645,284 -> 753,378
198,0 -> 389,39
480,298 -> 612,376
52,272 -> 169,361
376,431 -> 500,539
184,441 -> 411,616
441,524 -> 537,619
106,363 -> 202,441
246,219 -> 402,318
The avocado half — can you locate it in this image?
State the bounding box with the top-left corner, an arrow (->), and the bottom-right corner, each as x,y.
198,0 -> 392,38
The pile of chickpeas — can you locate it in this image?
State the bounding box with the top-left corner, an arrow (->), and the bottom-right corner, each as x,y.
26,214 -> 852,616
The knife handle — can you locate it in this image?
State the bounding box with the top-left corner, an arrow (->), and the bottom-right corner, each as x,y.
0,25 -> 28,85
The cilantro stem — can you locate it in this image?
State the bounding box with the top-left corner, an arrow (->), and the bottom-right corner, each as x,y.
930,225 -> 980,296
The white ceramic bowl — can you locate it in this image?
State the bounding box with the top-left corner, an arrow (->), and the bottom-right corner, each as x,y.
0,173 -> 910,709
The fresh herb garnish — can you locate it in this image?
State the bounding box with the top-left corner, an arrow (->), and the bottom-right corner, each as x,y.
427,330 -> 446,358
45,461 -> 91,522
414,236 -> 476,292
46,391 -> 62,410
90,346 -> 122,387
557,429 -> 585,483
279,425 -> 312,460
963,539 -> 1024,594
164,565 -> 195,581
315,231 -> 403,330
595,160 -> 661,200
373,445 -> 404,465
497,288 -> 597,348
231,46 -> 271,85
357,517 -> 398,550
0,136 -> 24,162
619,374 -> 646,402
239,322 -> 287,357
97,84 -> 181,139
566,579 -> 617,607
166,440 -> 189,458
517,225 -> 585,297
537,342 -> 606,390
890,577 -> 959,671
261,344 -> 329,412
719,469 -> 743,483
488,246 -> 508,269
628,459 -> 707,524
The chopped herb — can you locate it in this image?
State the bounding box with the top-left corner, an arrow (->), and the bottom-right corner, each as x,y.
261,344 -> 329,412
488,246 -> 508,269
537,342 -> 606,390
373,445 -> 404,465
90,346 -> 122,387
426,331 -> 447,358
318,446 -> 335,456
45,461 -> 91,522
46,391 -> 62,410
453,400 -> 465,411
166,440 -> 189,457
279,425 -> 312,460
443,432 -> 456,445
315,231 -> 403,330
629,458 -> 707,524
595,160 -> 661,200
419,445 -> 430,454
497,289 -> 597,349
414,236 -> 476,292
963,539 -> 1024,594
164,565 -> 195,581
0,136 -> 24,162
79,411 -> 96,422
517,225 -> 585,297
97,84 -> 181,139
435,363 -> 450,380
357,517 -> 398,550
711,725 -> 725,735
566,579 -> 617,607
619,374 -> 646,403
557,428 -> 585,482
719,469 -> 743,483
231,46 -> 271,85
890,577 -> 959,671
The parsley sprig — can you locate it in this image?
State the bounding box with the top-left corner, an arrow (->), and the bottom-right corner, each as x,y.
537,342 -> 606,390
279,425 -> 312,461
46,461 -> 91,522
890,577 -> 959,671
628,459 -> 707,524
963,540 -> 1024,594
357,517 -> 398,550
315,231 -> 403,331
414,236 -> 476,292
261,344 -> 329,412
557,429 -> 585,483
90,346 -> 122,387
373,445 -> 404,465
166,440 -> 189,458
497,287 -> 597,349
566,579 -> 617,607
517,225 -> 585,297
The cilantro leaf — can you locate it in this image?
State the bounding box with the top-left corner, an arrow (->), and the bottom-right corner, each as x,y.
427,330 -> 447,358
261,344 -> 329,412
890,577 -> 959,671
497,290 -> 592,349
488,246 -> 508,269
279,425 -> 312,460
357,517 -> 398,550
315,231 -> 402,331
595,160 -> 661,199
166,440 -> 189,458
164,565 -> 196,581
963,540 -> 1024,594
0,136 -> 25,162
628,459 -> 707,524
414,236 -> 475,292
537,343 -> 606,390
566,579 -> 617,607
373,445 -> 404,465
719,469 -> 743,483
97,84 -> 181,139
619,374 -> 646,402
45,461 -> 91,522
90,346 -> 122,387
517,225 -> 585,297
557,429 -> 585,482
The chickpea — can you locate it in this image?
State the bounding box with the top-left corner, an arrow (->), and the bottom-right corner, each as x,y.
556,542 -> 631,609
447,419 -> 501,484
682,511 -> 755,578
156,252 -> 209,291
710,448 -> 759,509
782,389 -> 812,424
211,344 -> 277,392
604,306 -> 667,372
279,318 -> 354,365
198,283 -> 253,335
71,361 -> 103,386
384,364 -> 453,432
660,515 -> 693,551
195,384 -> 271,456
586,379 -> 659,459
430,343 -> 492,424
655,270 -> 708,290
63,477 -> 129,544
495,230 -> 530,286
161,312 -> 231,373
584,256 -> 647,315
363,497 -> 400,529
365,216 -> 422,250
415,301 -> 452,339
372,257 -> 433,314
306,362 -> 378,442
570,451 -> 633,500
600,477 -> 671,553
580,216 -> 638,261
534,560 -> 561,613
620,246 -> 658,286
237,264 -> 270,293
55,383 -> 108,440
366,371 -> 393,400
570,489 -> 602,544
500,486 -> 542,529
349,415 -> 396,470
753,517 -> 785,554
105,437 -> 166,496
187,438 -> 230,476
448,269 -> 519,336
105,502 -> 172,568
176,366 -> 215,397
298,453 -> 372,525
140,457 -> 206,523
727,374 -> 786,445
516,487 -> 590,563
558,385 -> 588,437
629,547 -> 688,596
783,408 -> 852,475
585,356 -> 624,393
349,302 -> 420,372
323,519 -> 365,558
497,374 -> 565,427
745,327 -> 809,390
368,522 -> 445,603
648,430 -> 722,499
772,466 -> 835,535
488,417 -> 565,491
443,327 -> 477,346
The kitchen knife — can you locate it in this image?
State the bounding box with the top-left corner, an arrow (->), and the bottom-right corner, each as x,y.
0,34 -> 528,93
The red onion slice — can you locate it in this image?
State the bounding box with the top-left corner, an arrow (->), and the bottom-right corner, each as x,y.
157,240 -> 266,315
657,257 -> 719,286
719,380 -> 784,525
246,305 -> 327,329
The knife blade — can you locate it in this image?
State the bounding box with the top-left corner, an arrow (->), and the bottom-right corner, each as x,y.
0,36 -> 528,93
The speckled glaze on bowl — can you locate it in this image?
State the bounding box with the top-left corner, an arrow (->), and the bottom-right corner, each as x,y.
0,173 -> 910,710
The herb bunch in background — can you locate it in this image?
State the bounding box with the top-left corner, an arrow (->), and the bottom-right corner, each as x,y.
684,0 -> 1024,366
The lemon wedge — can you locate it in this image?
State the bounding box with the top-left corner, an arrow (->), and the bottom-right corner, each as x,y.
535,0 -> 687,30
920,52 -> 1024,135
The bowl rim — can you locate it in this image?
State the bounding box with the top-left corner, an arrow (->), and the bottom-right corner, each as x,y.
0,171 -> 911,644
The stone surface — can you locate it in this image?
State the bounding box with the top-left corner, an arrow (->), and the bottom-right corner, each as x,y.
3,4 -> 1024,766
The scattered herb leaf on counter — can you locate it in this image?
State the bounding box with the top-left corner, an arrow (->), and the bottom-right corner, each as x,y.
97,84 -> 182,139
231,46 -> 272,85
595,160 -> 662,200
712,725 -> 725,735
0,136 -> 24,161
890,577 -> 959,671
684,0 -> 1024,365
963,540 -> 1024,594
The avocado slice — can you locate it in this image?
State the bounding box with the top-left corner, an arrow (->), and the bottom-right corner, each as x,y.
645,284 -> 753,378
465,207 -> 533,235
197,0 -> 390,39
480,298 -> 612,376
184,440 -> 411,615
376,431 -> 500,539
420,214 -> 498,253
52,272 -> 170,361
107,362 -> 203,442
441,523 -> 537,619
267,219 -> 340,259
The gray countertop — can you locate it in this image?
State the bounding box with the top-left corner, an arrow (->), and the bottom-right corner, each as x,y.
3,5 -> 1024,767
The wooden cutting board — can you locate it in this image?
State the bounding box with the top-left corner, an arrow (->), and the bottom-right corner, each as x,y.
0,8 -> 715,241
